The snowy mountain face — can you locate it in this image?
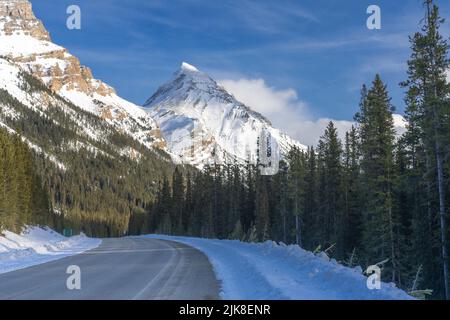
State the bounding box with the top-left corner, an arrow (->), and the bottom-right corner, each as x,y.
0,56 -> 170,170
1,0 -> 304,172
144,63 -> 306,170
0,0 -> 165,152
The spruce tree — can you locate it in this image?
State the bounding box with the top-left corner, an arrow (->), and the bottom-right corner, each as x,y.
255,173 -> 270,241
171,167 -> 184,234
317,122 -> 344,255
287,147 -> 307,246
342,126 -> 363,254
401,0 -> 450,298
0,128 -> 50,233
356,75 -> 398,282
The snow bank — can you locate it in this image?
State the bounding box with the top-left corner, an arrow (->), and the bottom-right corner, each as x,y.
145,235 -> 413,300
0,226 -> 101,274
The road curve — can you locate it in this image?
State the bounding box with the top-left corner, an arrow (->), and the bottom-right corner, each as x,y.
0,237 -> 221,300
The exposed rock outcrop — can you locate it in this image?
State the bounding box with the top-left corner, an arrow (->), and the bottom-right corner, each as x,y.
0,0 -> 166,152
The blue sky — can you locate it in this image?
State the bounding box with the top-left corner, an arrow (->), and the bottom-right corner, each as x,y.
30,0 -> 450,142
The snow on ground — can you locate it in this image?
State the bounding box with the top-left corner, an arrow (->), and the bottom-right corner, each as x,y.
145,235 -> 414,300
0,35 -> 63,56
0,226 -> 101,274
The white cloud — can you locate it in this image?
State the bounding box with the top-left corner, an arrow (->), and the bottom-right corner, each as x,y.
219,78 -> 308,119
220,78 -> 406,146
219,78 -> 354,146
290,118 -> 355,147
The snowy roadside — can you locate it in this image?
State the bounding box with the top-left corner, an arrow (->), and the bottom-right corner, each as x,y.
0,226 -> 101,274
145,235 -> 413,300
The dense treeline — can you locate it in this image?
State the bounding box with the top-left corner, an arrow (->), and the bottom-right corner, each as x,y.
135,1 -> 450,299
0,128 -> 51,233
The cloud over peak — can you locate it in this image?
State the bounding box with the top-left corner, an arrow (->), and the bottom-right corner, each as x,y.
219,77 -> 354,146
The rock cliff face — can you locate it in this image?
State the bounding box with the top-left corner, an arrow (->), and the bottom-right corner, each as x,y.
0,0 -> 50,40
0,0 -> 165,151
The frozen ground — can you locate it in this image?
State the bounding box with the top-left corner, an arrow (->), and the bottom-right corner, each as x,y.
0,226 -> 101,274
145,235 -> 414,300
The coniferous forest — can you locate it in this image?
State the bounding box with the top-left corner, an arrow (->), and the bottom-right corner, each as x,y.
0,129 -> 52,233
132,3 -> 450,298
0,1 -> 449,299
0,71 -> 178,237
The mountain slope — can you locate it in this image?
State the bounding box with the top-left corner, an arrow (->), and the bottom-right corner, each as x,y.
0,0 -> 186,236
0,56 -> 177,236
144,62 -> 306,169
0,0 -> 165,151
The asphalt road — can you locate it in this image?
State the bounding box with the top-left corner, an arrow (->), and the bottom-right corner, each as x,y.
0,238 -> 221,300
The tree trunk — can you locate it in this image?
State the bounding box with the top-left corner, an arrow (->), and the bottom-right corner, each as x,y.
435,142 -> 449,299
426,1 -> 449,298
295,215 -> 302,247
387,170 -> 396,283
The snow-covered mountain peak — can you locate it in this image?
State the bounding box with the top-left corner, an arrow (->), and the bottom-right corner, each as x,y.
144,64 -> 306,169
146,63 -> 269,122
180,62 -> 199,73
173,61 -> 214,87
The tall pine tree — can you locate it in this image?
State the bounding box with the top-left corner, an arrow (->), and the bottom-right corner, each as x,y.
401,0 -> 450,299
356,75 -> 398,282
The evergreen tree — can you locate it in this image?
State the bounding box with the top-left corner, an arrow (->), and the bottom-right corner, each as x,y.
242,162 -> 256,233
342,126 -> 363,254
303,146 -> 318,250
356,75 -> 398,282
0,129 -> 50,233
317,122 -> 344,255
160,177 -> 172,234
401,0 -> 450,298
171,167 -> 184,234
184,172 -> 194,235
278,161 -> 289,244
255,173 -> 270,241
287,147 -> 307,246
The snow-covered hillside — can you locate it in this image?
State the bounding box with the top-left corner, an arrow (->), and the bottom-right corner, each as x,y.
0,226 -> 101,274
145,234 -> 413,300
0,57 -> 168,168
144,62 -> 306,168
0,0 -> 165,151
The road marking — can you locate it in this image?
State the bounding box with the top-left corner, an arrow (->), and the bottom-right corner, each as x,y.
82,248 -> 196,255
151,245 -> 186,299
132,240 -> 179,300
3,284 -> 43,300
